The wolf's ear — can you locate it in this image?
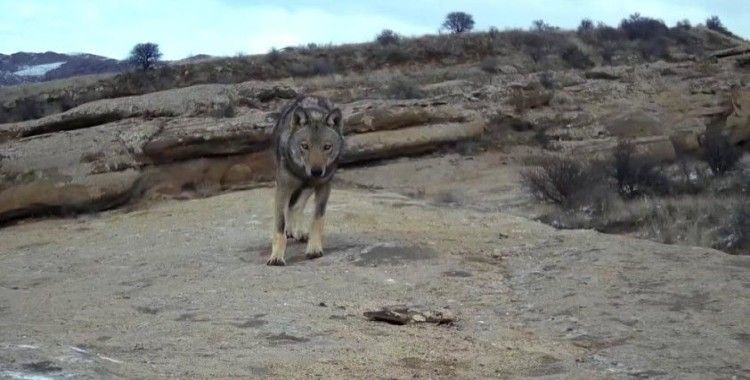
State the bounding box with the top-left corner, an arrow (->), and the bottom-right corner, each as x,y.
326,108 -> 343,134
291,108 -> 309,130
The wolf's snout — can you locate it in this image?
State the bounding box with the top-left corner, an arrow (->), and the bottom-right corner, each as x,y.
310,168 -> 324,177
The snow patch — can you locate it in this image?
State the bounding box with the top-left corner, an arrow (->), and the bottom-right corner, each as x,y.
13,61 -> 66,77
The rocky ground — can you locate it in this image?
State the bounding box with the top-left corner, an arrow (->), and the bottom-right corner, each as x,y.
0,151 -> 749,378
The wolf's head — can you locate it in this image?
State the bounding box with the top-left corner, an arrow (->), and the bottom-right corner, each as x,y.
287,107 -> 344,178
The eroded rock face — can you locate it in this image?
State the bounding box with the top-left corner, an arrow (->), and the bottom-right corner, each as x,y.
0,85 -> 238,142
0,88 -> 483,224
725,89 -> 750,144
0,55 -> 747,225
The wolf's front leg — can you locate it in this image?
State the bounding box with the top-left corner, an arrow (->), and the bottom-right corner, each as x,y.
306,183 -> 331,259
268,184 -> 291,266
286,188 -> 313,242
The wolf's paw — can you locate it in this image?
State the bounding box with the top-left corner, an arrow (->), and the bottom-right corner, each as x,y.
266,257 -> 286,266
305,250 -> 323,259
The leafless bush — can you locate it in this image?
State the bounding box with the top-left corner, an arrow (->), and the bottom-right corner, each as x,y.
637,36 -> 670,60
266,47 -> 283,64
577,19 -> 595,36
702,128 -> 742,175
376,29 -> 401,45
620,13 -> 668,40
706,16 -> 735,37
521,155 -> 607,207
480,56 -> 500,73
538,71 -> 555,89
612,140 -> 671,197
561,44 -> 594,69
385,76 -> 423,99
722,200 -> 750,253
531,20 -> 558,32
376,46 -> 413,65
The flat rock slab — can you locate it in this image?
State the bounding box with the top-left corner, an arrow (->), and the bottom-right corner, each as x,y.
0,186 -> 747,378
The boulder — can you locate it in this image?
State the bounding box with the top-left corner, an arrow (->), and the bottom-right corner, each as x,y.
0,85 -> 238,142
344,99 -> 470,134
725,89 -> 750,144
0,82 -> 298,143
342,121 -> 484,164
0,170 -> 140,224
141,114 -> 272,164
571,135 -> 676,162
603,109 -> 666,138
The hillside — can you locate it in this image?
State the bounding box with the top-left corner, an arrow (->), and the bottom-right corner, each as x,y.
0,51 -> 127,86
0,23 -> 742,123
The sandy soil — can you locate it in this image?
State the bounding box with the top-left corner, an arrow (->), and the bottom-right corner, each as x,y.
0,153 -> 748,379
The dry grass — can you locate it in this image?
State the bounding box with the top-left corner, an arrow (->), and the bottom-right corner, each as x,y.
525,147 -> 749,254
2,21 -> 740,123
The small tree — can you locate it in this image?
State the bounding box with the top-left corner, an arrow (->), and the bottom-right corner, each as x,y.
531,19 -> 557,32
376,29 -> 401,45
706,16 -> 733,36
577,19 -> 595,35
442,12 -> 474,34
128,42 -> 162,71
675,19 -> 691,30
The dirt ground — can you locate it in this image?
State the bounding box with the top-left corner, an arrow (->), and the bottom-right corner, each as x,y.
1,152 -> 748,379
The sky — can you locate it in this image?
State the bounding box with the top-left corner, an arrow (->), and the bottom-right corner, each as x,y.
0,0 -> 748,60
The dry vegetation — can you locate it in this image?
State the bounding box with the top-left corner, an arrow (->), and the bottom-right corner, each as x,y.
0,14 -> 741,123
522,132 -> 749,254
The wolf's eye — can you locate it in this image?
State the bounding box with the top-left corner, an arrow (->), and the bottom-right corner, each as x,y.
300,143 -> 309,150
323,143 -> 332,151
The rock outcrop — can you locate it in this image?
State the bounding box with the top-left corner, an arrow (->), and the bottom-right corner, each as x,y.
0,83 -> 482,224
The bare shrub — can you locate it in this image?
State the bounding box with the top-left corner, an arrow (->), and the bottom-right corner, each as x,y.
595,23 -> 626,42
266,47 -> 283,64
577,19 -> 595,36
376,46 -> 413,65
722,200 -> 750,253
521,155 -> 607,207
16,98 -> 44,120
706,16 -> 734,37
561,44 -> 594,69
612,140 -> 671,197
531,20 -> 558,32
480,56 -> 499,74
637,36 -> 670,60
311,59 -> 336,76
675,19 -> 691,30
376,29 -> 401,45
385,76 -> 423,99
538,71 -> 555,89
600,43 -> 617,65
619,13 -> 668,40
702,128 -> 742,175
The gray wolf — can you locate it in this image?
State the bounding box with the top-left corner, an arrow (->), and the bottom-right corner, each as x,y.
267,96 -> 344,266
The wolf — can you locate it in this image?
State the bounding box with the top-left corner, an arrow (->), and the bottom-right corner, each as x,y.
266,96 -> 344,266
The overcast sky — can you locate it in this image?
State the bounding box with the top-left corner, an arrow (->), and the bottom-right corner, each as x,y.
1,0 -> 747,60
